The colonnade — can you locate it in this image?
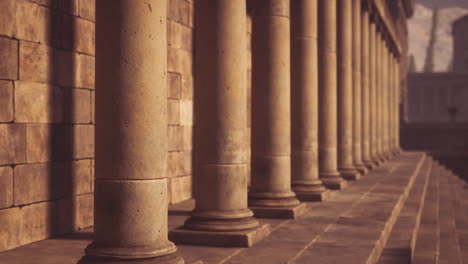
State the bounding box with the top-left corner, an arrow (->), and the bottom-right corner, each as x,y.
80,0 -> 404,263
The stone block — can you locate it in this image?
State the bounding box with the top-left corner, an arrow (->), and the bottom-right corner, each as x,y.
0,207 -> 20,252
26,124 -> 53,163
79,0 -> 95,21
179,0 -> 191,26
180,25 -> 193,51
75,17 -> 95,55
168,99 -> 180,125
73,125 -> 94,158
0,166 -> 13,209
168,20 -> 182,49
0,37 -> 18,80
70,159 -> 92,195
0,0 -> 16,37
168,125 -> 183,151
180,49 -> 193,75
90,159 -> 94,192
169,223 -> 270,247
78,54 -> 95,89
19,201 -> 57,245
179,150 -> 192,175
179,99 -> 193,125
15,81 -> 63,123
167,47 -> 180,73
14,162 -> 67,206
0,81 -> 14,122
19,41 -> 51,83
170,175 -> 192,203
181,74 -> 193,100
167,151 -> 179,178
63,88 -> 91,124
0,124 -> 26,165
168,0 -> 180,22
15,0 -> 51,44
54,49 -> 79,88
168,72 -> 181,99
250,202 -> 309,219
76,193 -> 93,229
181,125 -> 192,150
57,0 -> 79,16
91,91 -> 95,123
58,194 -> 93,233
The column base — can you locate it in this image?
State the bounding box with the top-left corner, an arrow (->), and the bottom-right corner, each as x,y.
292,180 -> 330,201
78,253 -> 184,264
169,223 -> 270,248
339,168 -> 361,181
249,202 -> 308,219
320,172 -> 348,190
363,160 -> 376,170
354,163 -> 369,175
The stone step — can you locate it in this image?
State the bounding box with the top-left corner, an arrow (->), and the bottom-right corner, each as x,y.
412,163 -> 441,264
377,156 -> 433,264
437,166 -> 463,264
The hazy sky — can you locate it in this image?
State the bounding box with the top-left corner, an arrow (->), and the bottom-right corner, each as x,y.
417,0 -> 468,9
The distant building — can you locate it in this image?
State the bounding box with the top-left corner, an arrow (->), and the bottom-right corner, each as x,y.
453,15 -> 468,73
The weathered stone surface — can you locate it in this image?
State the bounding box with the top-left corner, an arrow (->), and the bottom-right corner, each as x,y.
168,21 -> 183,49
57,0 -> 79,16
62,88 -> 91,124
0,124 -> 26,165
78,54 -> 95,89
75,18 -> 95,55
0,37 -> 18,80
0,81 -> 14,122
0,0 -> 15,37
90,91 -> 95,124
168,48 -> 193,75
168,99 -> 180,125
168,0 -> 180,22
178,0 -> 191,27
179,150 -> 192,176
70,159 -> 92,195
14,162 -> 67,205
15,0 -> 51,44
179,100 -> 193,125
181,74 -> 193,100
0,166 -> 13,209
167,151 -> 179,178
15,81 -> 63,123
168,125 -> 184,151
0,207 -> 20,252
73,125 -> 94,158
19,201 -> 57,245
168,72 -> 181,99
76,194 -> 93,230
79,0 -> 95,21
19,41 -> 51,83
181,125 -> 192,150
171,176 -> 192,204
54,49 -> 79,88
180,25 -> 193,52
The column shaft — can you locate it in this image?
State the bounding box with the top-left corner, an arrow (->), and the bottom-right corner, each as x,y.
337,0 -> 360,180
382,39 -> 389,158
376,30 -> 385,162
361,7 -> 374,169
169,0 -> 270,247
81,1 -> 183,263
395,58 -> 401,152
291,0 -> 329,201
318,0 -> 347,189
352,0 -> 368,175
369,18 -> 380,166
250,0 -> 306,218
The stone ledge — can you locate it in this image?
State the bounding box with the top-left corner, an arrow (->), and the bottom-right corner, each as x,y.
250,202 -> 308,219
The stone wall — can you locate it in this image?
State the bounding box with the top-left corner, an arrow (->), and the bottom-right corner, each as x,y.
0,0 -> 196,252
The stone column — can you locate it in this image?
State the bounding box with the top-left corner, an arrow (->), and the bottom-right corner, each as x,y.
382,37 -> 390,159
170,0 -> 270,246
337,0 -> 360,181
395,57 -> 402,153
79,1 -> 183,263
250,0 -> 307,219
361,5 -> 374,170
369,17 -> 381,167
376,29 -> 385,162
291,0 -> 329,201
318,0 -> 347,189
351,0 -> 368,175
389,48 -> 396,156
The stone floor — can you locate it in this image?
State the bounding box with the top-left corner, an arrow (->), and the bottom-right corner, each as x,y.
2,152 -> 466,264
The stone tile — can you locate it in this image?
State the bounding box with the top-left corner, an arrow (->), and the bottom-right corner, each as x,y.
0,207 -> 20,252
75,17 -> 95,55
15,81 -> 63,123
0,81 -> 14,122
168,99 -> 180,125
0,124 -> 26,165
179,150 -> 192,176
0,0 -> 16,37
19,41 -> 52,84
14,162 -> 67,206
171,175 -> 192,203
62,88 -> 91,124
19,201 -> 57,245
0,37 -> 18,80
0,166 -> 13,209
78,54 -> 94,89
168,72 -> 181,99
15,0 -> 51,44
79,0 -> 95,21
